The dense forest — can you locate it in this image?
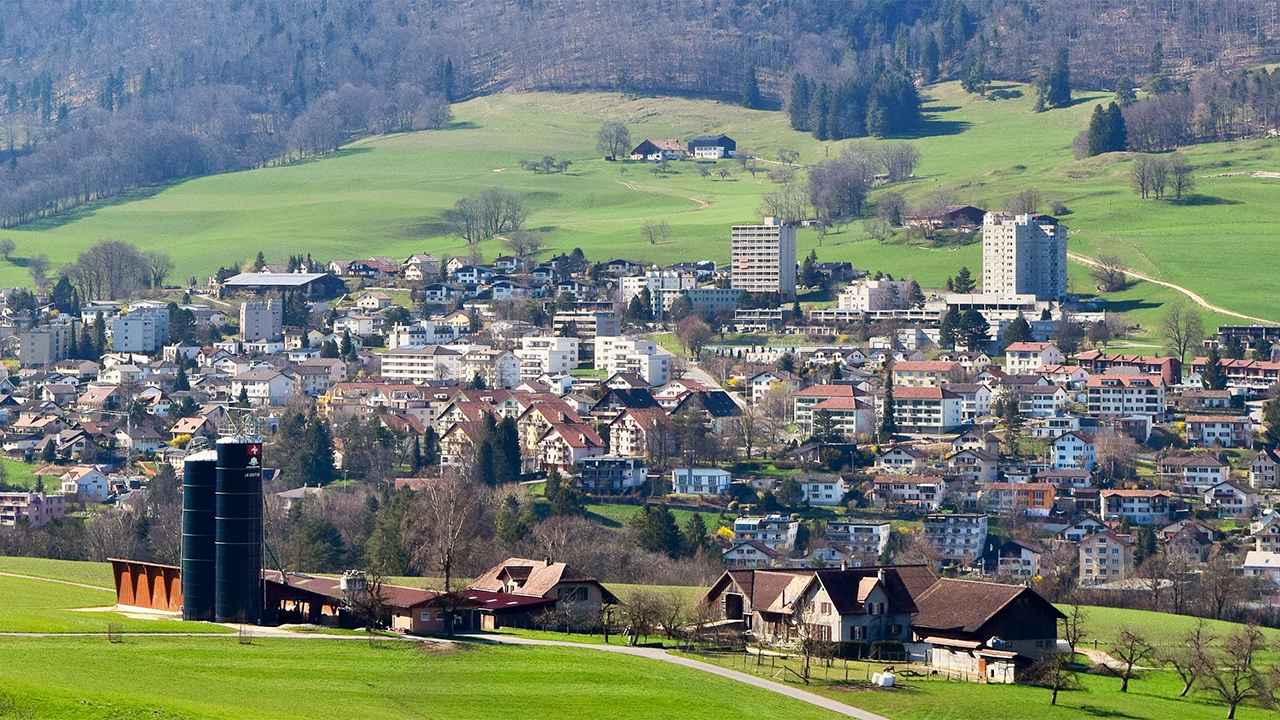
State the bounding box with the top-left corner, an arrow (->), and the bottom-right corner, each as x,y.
0,0 -> 1277,226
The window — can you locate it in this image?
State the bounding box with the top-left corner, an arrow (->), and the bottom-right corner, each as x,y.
436,611 -> 445,620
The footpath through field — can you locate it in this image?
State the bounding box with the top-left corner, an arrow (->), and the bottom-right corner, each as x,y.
1068,252 -> 1276,325
468,634 -> 890,720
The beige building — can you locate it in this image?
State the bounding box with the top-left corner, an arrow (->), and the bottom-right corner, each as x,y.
730,217 -> 796,301
240,299 -> 283,342
981,212 -> 1067,300
1079,530 -> 1134,585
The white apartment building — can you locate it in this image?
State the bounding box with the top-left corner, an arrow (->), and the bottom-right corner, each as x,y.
837,279 -> 914,312
619,271 -> 696,304
240,299 -> 283,342
387,321 -> 459,349
379,345 -> 463,382
733,514 -> 799,552
825,521 -> 892,557
112,307 -> 169,354
730,217 -> 797,301
460,349 -> 521,389
651,287 -> 741,320
515,336 -> 579,378
1003,342 -> 1062,374
891,387 -> 963,433
1086,374 -> 1165,416
923,513 -> 989,566
593,336 -> 669,386
981,212 -> 1067,300
19,325 -> 74,367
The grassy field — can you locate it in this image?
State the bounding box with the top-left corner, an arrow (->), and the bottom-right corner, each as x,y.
0,637 -> 846,720
585,501 -> 729,530
689,650 -> 1277,720
0,458 -> 44,490
1071,604 -> 1280,662
0,83 -> 1273,338
0,573 -> 230,634
0,556 -> 115,587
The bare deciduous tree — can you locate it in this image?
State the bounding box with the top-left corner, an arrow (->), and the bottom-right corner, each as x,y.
1003,185 -> 1042,214
596,121 -> 632,159
403,473 -> 486,635
1162,302 -> 1205,363
1162,618 -> 1214,697
1199,624 -> 1270,719
640,218 -> 671,245
1111,628 -> 1154,692
1089,254 -> 1128,292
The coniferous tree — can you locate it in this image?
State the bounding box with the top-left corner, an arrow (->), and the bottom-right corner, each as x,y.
939,307 -> 961,348
174,363 -> 189,391
951,266 -> 976,293
1003,316 -> 1034,346
879,368 -> 898,441
1047,47 -> 1071,108
788,75 -> 811,131
681,513 -> 708,557
811,85 -> 830,141
921,34 -> 940,84
1262,397 -> 1280,446
1202,346 -> 1227,390
1106,102 -> 1127,152
960,309 -> 990,349
93,314 -> 106,356
1087,104 -> 1110,156
741,64 -> 761,109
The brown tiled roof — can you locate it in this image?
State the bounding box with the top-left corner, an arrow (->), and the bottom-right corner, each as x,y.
912,578 -> 1063,634
468,557 -> 613,602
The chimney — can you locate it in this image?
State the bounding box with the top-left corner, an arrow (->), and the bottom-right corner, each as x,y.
840,559 -> 848,572
877,567 -> 887,584
545,556 -> 553,567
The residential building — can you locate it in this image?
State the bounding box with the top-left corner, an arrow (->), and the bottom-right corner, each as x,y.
1100,489 -> 1172,526
618,271 -> 696,305
981,211 -> 1067,301
0,492 -> 65,528
687,134 -> 736,159
240,300 -> 283,342
536,423 -> 605,471
1086,374 -> 1165,417
794,384 -> 862,433
1202,481 -> 1258,518
913,579 -> 1064,681
380,345 -> 463,383
19,325 -> 74,367
794,473 -> 848,506
808,396 -> 874,440
981,482 -> 1055,517
891,386 -> 963,433
606,407 -> 672,459
837,279 -> 915,312
1079,530 -> 1134,585
671,467 -> 732,495
891,360 -> 959,388
1050,431 -> 1096,470
1252,511 -> 1280,553
1003,342 -> 1062,374
552,311 -> 620,343
873,445 -> 928,473
825,522 -> 892,558
946,449 -> 998,483
1158,454 -> 1231,493
220,272 -> 347,300
981,539 -> 1043,580
733,514 -> 799,553
467,557 -> 618,629
722,541 -> 780,569
1186,415 -> 1253,448
593,336 -> 669,387
1242,551 -> 1280,588
730,217 -> 797,301
1188,357 -> 1280,394
230,369 -> 296,405
1249,448 -> 1280,489
60,466 -> 110,501
460,349 -> 521,389
1077,350 -> 1182,385
577,456 -> 647,494
651,286 -> 741,321
112,304 -> 170,355
629,139 -> 686,161
516,336 -> 579,378
949,383 -> 993,421
922,513 -> 989,566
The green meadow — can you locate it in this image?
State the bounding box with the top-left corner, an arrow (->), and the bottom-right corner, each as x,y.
0,82 -> 1273,337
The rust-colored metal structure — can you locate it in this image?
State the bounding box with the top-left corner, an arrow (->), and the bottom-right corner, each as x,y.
111,558 -> 182,612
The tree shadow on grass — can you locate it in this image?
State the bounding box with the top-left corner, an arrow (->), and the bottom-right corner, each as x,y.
889,116 -> 971,139
15,180 -> 184,231
585,510 -> 622,529
1073,706 -> 1146,719
1098,298 -> 1162,314
1171,194 -> 1241,206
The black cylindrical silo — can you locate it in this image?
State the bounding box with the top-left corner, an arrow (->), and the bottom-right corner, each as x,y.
180,449 -> 218,621
215,438 -> 263,624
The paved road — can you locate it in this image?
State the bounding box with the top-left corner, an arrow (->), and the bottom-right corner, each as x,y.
1068,251 -> 1276,324
469,634 -> 891,720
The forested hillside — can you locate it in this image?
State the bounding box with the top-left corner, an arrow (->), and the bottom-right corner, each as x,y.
0,0 -> 1277,229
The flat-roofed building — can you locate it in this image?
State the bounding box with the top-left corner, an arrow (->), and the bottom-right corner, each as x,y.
730,217 -> 796,301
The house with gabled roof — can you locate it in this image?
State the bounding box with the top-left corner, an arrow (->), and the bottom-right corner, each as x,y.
536,423 -> 604,471
874,444 -> 928,473
466,557 -> 618,630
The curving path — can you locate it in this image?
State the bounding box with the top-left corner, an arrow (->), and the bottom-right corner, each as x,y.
616,180 -> 710,210
469,634 -> 889,720
0,571 -> 112,591
1068,252 -> 1276,325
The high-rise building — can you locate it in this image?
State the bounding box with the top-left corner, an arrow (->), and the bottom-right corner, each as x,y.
240,299 -> 283,342
981,212 -> 1067,300
731,217 -> 796,302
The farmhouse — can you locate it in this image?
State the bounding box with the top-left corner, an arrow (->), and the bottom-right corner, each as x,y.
686,134 -> 736,159
629,139 -> 686,161
220,272 -> 347,300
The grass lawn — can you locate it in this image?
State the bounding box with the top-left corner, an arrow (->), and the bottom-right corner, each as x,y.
0,82 -> 1274,343
585,501 -> 728,530
0,555 -> 116,587
0,573 -> 230,634
686,650 -> 1276,720
1069,604 -> 1280,662
1,459 -> 45,490
0,637 -> 845,720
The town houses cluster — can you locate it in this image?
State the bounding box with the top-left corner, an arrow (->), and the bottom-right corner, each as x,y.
3,206 -> 1280,681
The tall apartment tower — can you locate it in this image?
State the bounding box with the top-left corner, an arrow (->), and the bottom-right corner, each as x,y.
731,217 -> 797,302
240,299 -> 283,342
981,212 -> 1068,300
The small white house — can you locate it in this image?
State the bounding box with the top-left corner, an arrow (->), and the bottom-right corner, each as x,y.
60,466 -> 110,501
1051,431 -> 1096,470
671,467 -> 732,495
